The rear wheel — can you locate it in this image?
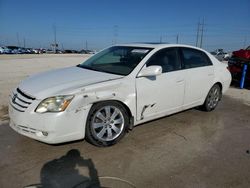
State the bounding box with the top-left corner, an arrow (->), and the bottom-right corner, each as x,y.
202,84 -> 221,111
86,101 -> 129,147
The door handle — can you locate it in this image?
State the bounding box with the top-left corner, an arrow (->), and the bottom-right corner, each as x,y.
208,73 -> 214,76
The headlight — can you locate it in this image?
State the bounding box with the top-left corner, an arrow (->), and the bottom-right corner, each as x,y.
35,95 -> 74,113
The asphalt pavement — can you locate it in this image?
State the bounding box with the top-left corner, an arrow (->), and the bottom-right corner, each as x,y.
0,95 -> 250,188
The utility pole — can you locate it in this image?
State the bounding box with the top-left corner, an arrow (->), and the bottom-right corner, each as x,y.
160,35 -> 162,43
53,24 -> 57,53
195,22 -> 200,47
195,19 -> 205,48
23,37 -> 26,48
200,18 -> 204,48
16,32 -> 20,46
243,36 -> 247,48
113,25 -> 118,44
85,40 -> 88,50
176,34 -> 179,44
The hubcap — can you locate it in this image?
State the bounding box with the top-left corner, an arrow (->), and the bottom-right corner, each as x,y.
91,106 -> 124,141
207,86 -> 220,109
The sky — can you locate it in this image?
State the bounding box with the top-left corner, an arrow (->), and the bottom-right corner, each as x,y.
0,0 -> 250,51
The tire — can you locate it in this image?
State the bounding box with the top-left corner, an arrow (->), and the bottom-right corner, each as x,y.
85,101 -> 129,147
202,84 -> 222,112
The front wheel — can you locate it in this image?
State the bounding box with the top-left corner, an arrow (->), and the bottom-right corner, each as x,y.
85,101 -> 129,147
202,84 -> 221,111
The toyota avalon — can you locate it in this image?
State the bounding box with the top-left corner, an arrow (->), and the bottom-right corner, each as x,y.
9,44 -> 231,146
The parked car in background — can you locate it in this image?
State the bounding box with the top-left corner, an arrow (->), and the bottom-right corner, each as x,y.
0,46 -> 12,54
228,45 -> 250,86
232,45 -> 250,60
228,58 -> 250,86
32,49 -> 39,54
223,52 -> 232,61
86,50 -> 96,54
38,49 -> 46,54
6,46 -> 23,54
25,48 -> 34,54
0,46 -> 49,54
79,49 -> 96,54
79,49 -> 89,54
9,44 -> 231,146
210,49 -> 229,61
63,49 -> 79,53
46,49 -> 54,54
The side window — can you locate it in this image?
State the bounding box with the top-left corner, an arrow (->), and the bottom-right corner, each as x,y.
181,48 -> 212,69
147,48 -> 181,73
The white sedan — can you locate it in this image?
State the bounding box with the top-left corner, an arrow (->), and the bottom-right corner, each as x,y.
9,44 -> 231,146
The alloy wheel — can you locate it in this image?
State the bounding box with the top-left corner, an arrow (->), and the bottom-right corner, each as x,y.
207,86 -> 220,109
91,106 -> 125,142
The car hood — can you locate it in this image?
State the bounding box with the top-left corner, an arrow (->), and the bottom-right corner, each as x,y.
18,66 -> 123,99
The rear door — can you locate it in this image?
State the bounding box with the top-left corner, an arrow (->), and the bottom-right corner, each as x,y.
180,47 -> 214,109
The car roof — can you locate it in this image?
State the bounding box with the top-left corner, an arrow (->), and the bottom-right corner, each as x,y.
114,43 -> 205,51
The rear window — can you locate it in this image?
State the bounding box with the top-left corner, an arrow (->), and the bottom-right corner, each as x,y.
181,48 -> 212,69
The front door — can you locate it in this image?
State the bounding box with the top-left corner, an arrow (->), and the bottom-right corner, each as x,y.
136,48 -> 185,121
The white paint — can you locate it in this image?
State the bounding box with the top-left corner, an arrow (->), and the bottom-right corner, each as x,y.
9,44 -> 232,144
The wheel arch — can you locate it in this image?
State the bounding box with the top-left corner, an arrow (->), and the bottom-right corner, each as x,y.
202,81 -> 223,105
90,99 -> 134,129
214,82 -> 222,91
213,82 -> 223,99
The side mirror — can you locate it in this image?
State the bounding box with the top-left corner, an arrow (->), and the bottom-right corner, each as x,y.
137,65 -> 162,77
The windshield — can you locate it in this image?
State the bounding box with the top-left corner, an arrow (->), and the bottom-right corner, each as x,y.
77,46 -> 152,75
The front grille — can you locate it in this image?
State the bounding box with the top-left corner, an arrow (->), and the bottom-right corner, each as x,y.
10,88 -> 36,112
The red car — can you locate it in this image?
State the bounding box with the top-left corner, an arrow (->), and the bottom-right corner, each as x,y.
228,46 -> 250,87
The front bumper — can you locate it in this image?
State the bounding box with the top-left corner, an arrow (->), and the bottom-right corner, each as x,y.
8,92 -> 91,144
